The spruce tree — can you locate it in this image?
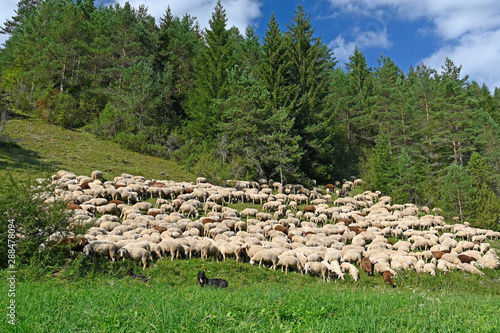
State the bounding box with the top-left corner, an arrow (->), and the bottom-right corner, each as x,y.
186,0 -> 236,140
285,5 -> 336,180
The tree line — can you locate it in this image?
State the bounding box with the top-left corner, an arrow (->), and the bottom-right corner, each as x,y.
0,0 -> 498,229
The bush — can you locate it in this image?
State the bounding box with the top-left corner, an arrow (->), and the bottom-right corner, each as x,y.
0,175 -> 71,269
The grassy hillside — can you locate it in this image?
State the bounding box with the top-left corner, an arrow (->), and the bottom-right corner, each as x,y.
0,113 -> 195,182
1,114 -> 499,332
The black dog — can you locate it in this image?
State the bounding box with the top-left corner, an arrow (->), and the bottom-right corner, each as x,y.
197,271 -> 228,288
127,268 -> 149,283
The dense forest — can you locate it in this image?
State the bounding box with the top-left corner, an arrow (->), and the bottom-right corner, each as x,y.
0,0 -> 498,229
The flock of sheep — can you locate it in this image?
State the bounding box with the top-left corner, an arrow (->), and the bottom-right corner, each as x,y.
41,170 -> 500,286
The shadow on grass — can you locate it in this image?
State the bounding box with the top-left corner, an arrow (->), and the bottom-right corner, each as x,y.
0,138 -> 59,175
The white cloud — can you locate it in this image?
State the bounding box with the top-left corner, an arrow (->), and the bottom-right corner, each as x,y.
120,0 -> 262,33
422,30 -> 500,90
330,27 -> 392,66
327,0 -> 500,89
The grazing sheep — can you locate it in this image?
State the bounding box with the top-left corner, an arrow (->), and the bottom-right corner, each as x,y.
383,271 -> 396,287
201,241 -> 220,261
117,247 -> 150,270
218,242 -> 244,261
277,256 -> 302,274
159,238 -> 181,260
424,263 -> 436,276
96,203 -> 119,215
325,260 -> 344,280
342,251 -> 361,264
361,257 -> 374,276
91,170 -> 103,180
304,261 -> 329,281
340,262 -> 359,281
83,241 -> 117,262
458,263 -> 485,276
250,250 -> 279,270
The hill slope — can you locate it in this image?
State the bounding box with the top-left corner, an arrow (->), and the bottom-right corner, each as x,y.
0,114 -> 195,182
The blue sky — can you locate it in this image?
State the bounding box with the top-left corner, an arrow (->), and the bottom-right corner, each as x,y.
1,0 -> 500,90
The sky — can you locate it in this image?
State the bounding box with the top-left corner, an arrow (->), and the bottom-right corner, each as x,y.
1,0 -> 500,91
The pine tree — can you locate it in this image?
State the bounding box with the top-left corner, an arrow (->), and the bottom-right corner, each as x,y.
0,0 -> 41,36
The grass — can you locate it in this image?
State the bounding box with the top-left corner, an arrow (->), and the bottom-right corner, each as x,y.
1,258 -> 499,332
0,114 -> 195,182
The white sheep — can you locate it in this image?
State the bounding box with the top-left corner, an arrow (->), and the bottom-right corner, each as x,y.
159,238 -> 181,260
304,261 -> 329,281
424,263 -> 436,276
250,249 -> 279,270
218,242 -> 244,261
325,260 -> 344,280
117,247 -> 150,270
340,262 -> 359,281
201,241 -> 220,261
342,251 -> 361,264
277,255 -> 302,274
83,241 -> 117,262
458,263 -> 485,276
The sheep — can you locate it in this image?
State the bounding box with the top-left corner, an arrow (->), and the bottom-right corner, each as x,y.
218,242 -> 244,261
340,262 -> 359,281
250,250 -> 279,270
277,255 -> 302,274
83,241 -> 117,262
201,241 -> 220,261
322,260 -> 344,280
240,208 -> 259,218
304,261 -> 329,281
342,251 -> 361,264
361,257 -> 374,276
458,263 -> 485,276
457,254 -> 477,264
159,238 -> 181,260
117,247 -> 151,270
424,263 -> 436,276
383,271 -> 396,288
475,250 -> 500,269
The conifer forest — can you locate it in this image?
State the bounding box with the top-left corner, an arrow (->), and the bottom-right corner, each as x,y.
0,0 -> 498,230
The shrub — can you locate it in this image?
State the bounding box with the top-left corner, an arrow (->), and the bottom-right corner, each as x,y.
0,175 -> 71,269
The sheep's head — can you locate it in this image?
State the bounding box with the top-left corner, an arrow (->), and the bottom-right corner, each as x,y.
117,248 -> 128,259
83,244 -> 92,256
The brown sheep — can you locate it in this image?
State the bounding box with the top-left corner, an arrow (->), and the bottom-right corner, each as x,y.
303,205 -> 316,213
67,202 -> 82,210
383,270 -> 396,288
361,257 -> 374,276
325,184 -> 335,191
431,250 -> 450,260
154,226 -> 167,234
274,225 -> 289,235
109,199 -> 126,205
458,254 -> 477,264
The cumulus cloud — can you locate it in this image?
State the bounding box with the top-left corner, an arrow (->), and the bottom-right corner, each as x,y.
327,0 -> 500,89
120,0 -> 262,33
330,28 -> 392,66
